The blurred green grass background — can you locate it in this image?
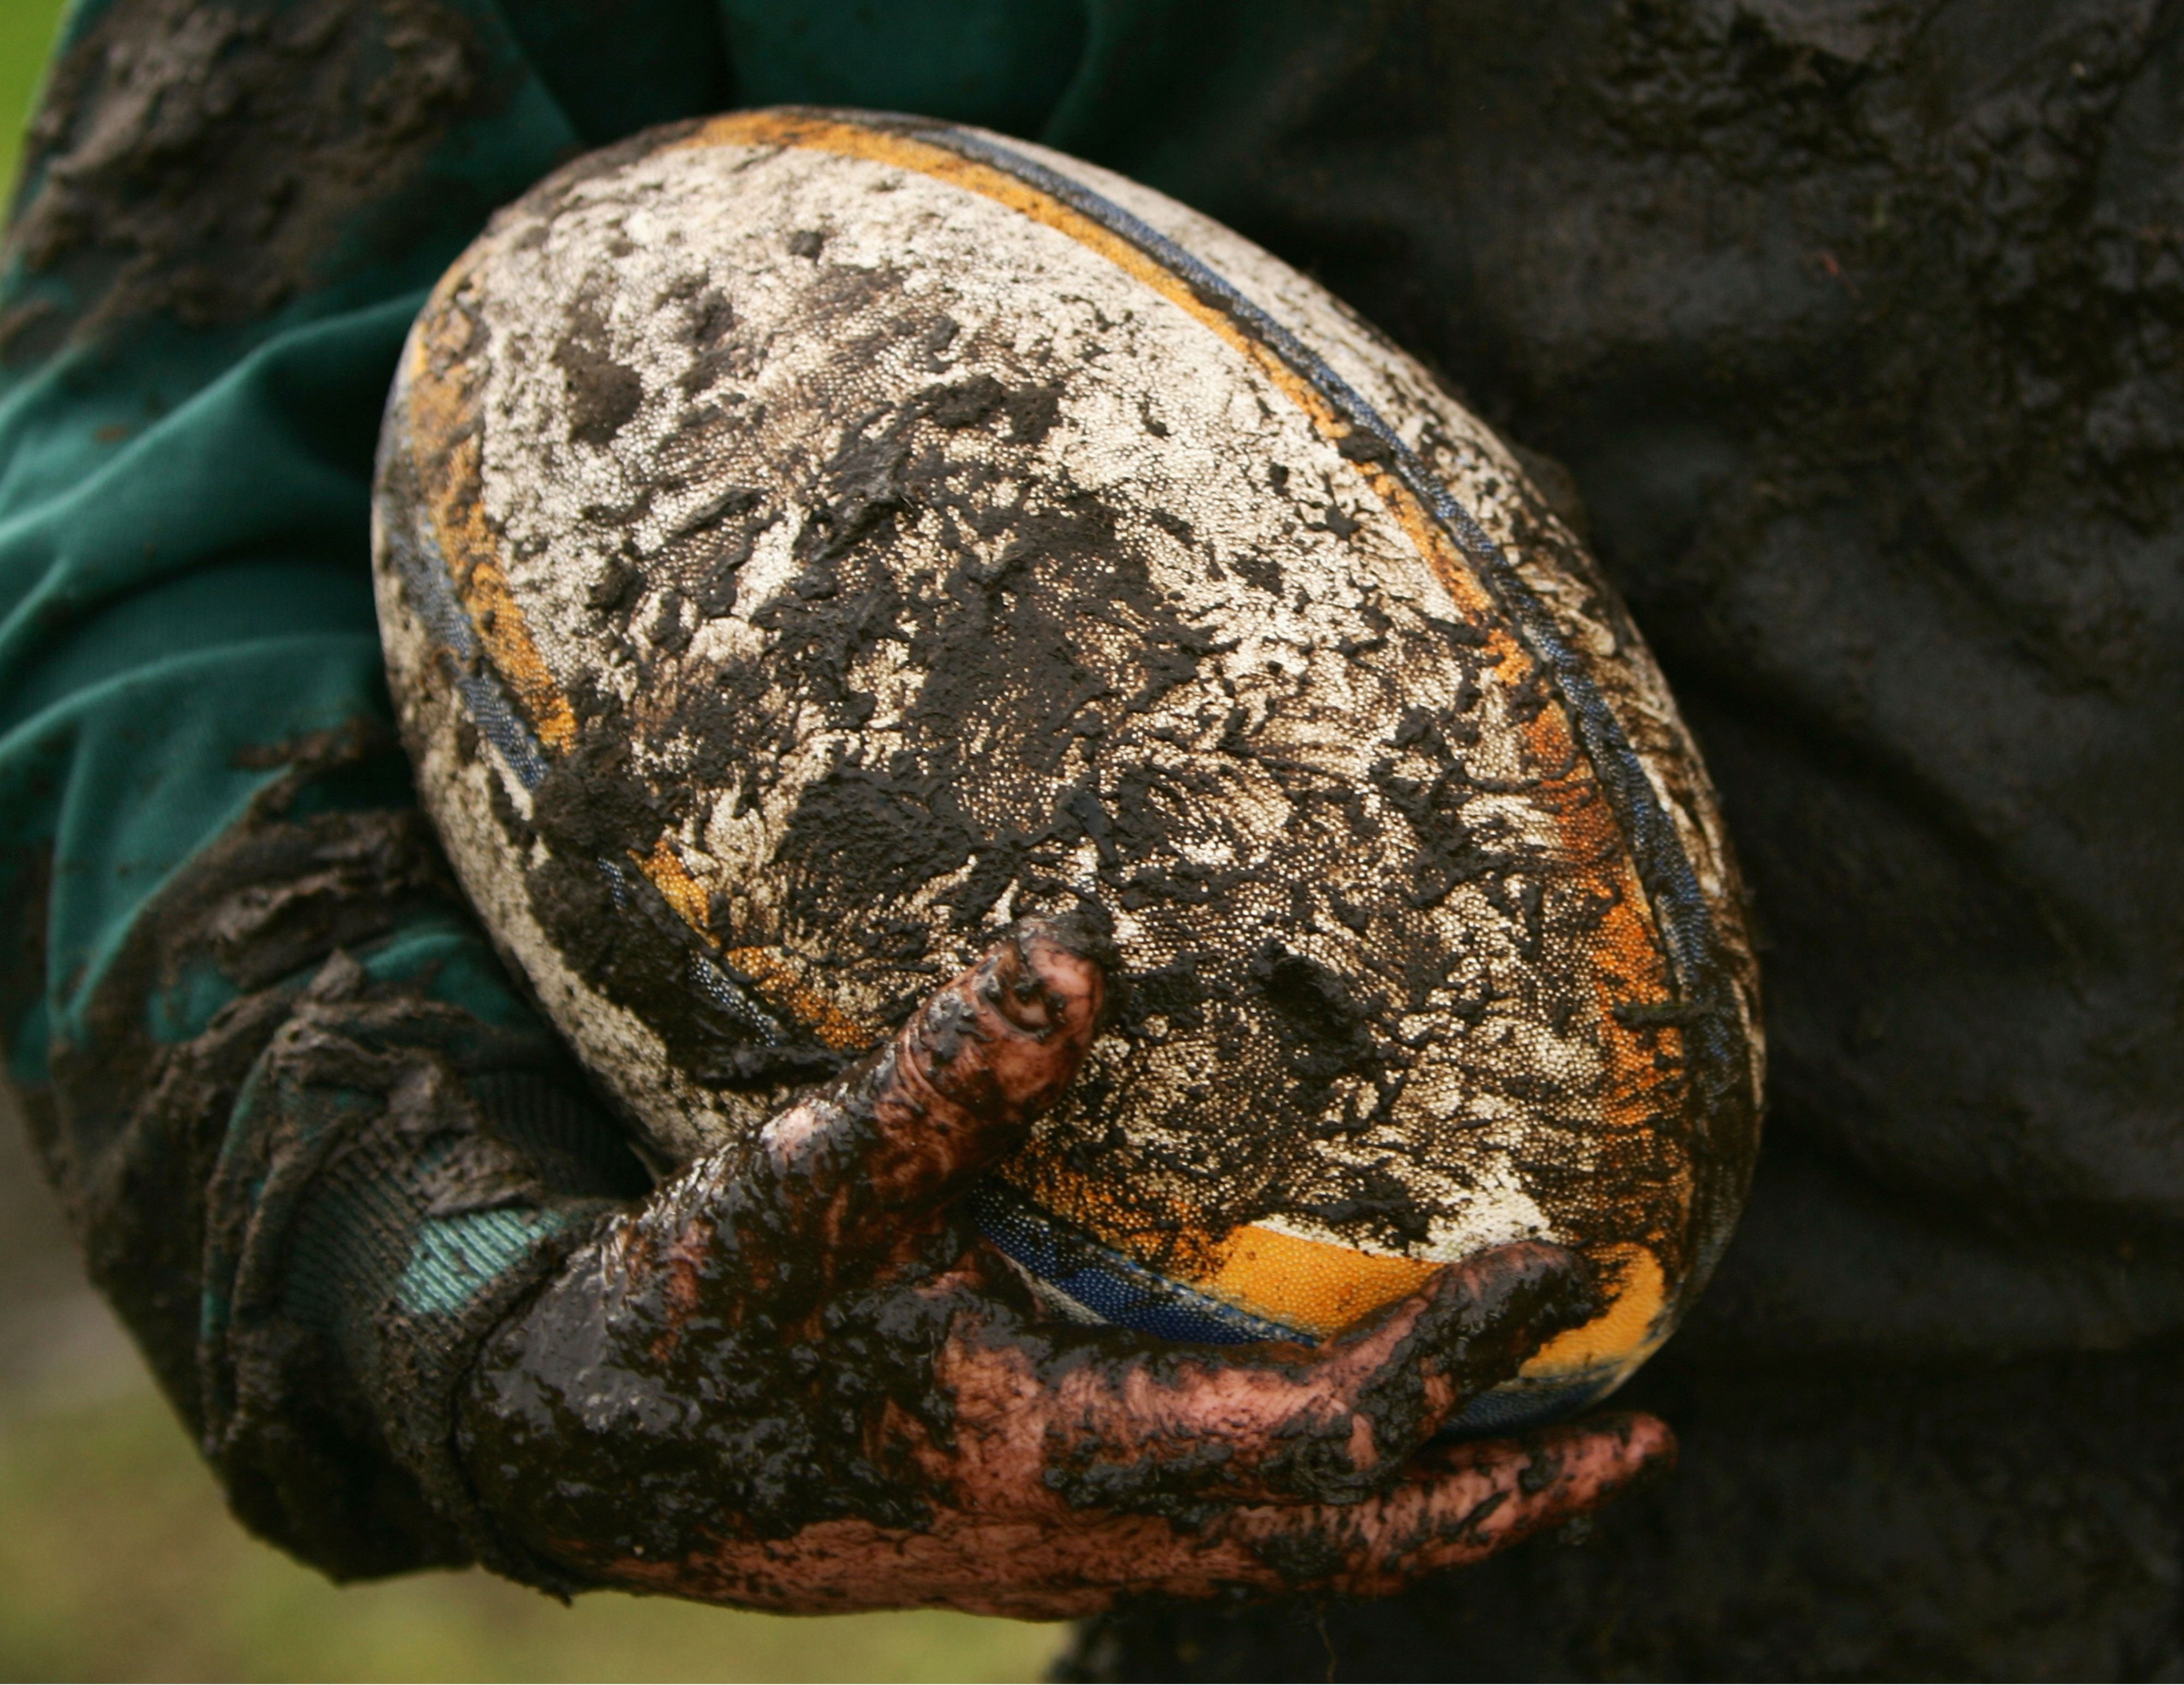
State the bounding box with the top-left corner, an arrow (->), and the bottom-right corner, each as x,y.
1,0 -> 60,196
0,1380 -> 1063,1683
0,2 -> 1063,1676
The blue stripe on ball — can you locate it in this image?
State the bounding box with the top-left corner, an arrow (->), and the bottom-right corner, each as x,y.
968,1182 -> 1308,1347
970,1180 -> 1621,1437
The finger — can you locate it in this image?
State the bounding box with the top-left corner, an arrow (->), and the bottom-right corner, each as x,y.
940,1239 -> 1602,1509
755,915 -> 1105,1255
618,1412 -> 1673,1618
1208,1410 -> 1675,1601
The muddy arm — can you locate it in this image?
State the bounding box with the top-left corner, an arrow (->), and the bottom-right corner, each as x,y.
0,0 -> 735,1579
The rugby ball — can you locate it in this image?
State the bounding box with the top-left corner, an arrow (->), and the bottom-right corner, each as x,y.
371,109 -> 1763,1431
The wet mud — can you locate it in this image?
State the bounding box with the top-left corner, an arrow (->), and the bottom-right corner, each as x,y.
0,722 -> 491,1567
456,922 -> 1615,1602
3,0 -> 490,355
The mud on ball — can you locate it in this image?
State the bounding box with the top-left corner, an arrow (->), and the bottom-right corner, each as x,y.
371,108 -> 1764,1431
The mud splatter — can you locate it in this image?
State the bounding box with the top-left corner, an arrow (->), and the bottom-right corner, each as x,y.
4,0 -> 489,354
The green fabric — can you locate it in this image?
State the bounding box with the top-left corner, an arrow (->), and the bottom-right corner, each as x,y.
396,1208 -> 581,1318
2,150 -> 553,1061
200,960 -> 637,1585
717,0 -> 1087,134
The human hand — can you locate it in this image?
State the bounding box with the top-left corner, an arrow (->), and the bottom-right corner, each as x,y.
457,917 -> 1672,1617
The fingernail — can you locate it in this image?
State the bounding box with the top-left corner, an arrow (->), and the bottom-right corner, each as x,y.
920,987 -> 980,1064
987,936 -> 1061,1034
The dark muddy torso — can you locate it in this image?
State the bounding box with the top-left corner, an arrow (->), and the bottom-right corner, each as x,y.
1049,0 -> 2184,1674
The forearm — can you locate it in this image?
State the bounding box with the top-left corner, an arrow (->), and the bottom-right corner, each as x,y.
4,702 -> 647,1580
0,0 -> 728,1577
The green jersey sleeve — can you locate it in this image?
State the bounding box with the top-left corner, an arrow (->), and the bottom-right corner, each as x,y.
0,0 -> 732,1581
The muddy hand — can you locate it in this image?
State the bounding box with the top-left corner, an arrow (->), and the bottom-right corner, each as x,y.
456,916 -> 1673,1616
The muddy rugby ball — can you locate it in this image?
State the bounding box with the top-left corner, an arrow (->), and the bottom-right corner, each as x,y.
372,109 -> 1762,1431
